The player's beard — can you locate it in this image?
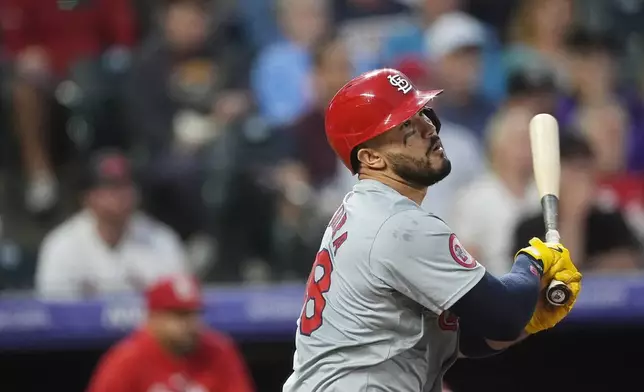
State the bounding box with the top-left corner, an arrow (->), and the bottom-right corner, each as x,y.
387,150 -> 452,188
170,332 -> 199,356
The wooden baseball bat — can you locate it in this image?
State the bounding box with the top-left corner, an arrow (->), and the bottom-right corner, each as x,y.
529,113 -> 572,306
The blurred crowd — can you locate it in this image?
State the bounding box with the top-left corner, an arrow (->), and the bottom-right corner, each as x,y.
0,0 -> 643,297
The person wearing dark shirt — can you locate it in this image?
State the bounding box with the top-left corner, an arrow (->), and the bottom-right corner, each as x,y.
513,132 -> 642,271
288,32 -> 354,189
126,0 -> 254,241
268,32 -> 355,280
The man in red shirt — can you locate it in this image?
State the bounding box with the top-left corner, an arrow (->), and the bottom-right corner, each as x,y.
0,0 -> 136,214
87,275 -> 255,392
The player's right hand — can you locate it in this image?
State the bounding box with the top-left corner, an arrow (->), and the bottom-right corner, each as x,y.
524,267 -> 582,334
516,237 -> 580,289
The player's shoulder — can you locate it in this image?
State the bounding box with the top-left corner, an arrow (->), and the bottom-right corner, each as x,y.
378,207 -> 451,238
131,213 -> 178,237
41,212 -> 90,247
350,180 -> 420,213
97,330 -> 147,369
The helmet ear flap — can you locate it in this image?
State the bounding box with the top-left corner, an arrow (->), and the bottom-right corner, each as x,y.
422,108 -> 441,134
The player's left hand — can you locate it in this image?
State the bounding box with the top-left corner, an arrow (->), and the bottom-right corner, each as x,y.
524,268 -> 582,334
517,238 -> 579,289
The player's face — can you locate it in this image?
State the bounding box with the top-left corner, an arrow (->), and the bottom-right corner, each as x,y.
155,310 -> 203,355
87,182 -> 136,224
382,110 -> 452,187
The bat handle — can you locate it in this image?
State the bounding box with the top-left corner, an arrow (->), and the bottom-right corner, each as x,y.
546,279 -> 572,306
543,229 -> 572,306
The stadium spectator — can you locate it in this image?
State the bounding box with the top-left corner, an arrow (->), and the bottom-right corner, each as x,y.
380,0 -> 505,102
467,0 -> 518,31
334,0 -> 408,22
575,102 -> 629,177
513,132 -> 642,271
504,0 -> 574,89
391,56 -> 432,90
206,113 -> 295,283
449,107 -> 540,276
557,29 -> 644,247
250,0 -> 330,126
574,102 -> 644,240
87,275 -> 254,392
425,12 -> 497,140
126,0 -> 252,241
504,65 -> 559,115
558,28 -> 644,174
286,32 -> 355,217
380,0 -> 458,66
271,33 -> 355,279
35,150 -> 188,298
0,0 -> 136,214
236,0 -> 282,48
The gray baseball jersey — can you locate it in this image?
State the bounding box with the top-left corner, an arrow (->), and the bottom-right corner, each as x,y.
283,179 -> 486,392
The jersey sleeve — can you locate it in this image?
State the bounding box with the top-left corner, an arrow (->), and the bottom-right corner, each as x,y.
370,209 -> 486,315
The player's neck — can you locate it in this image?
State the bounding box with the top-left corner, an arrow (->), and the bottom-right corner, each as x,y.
359,173 -> 427,205
146,324 -> 192,358
94,219 -> 127,248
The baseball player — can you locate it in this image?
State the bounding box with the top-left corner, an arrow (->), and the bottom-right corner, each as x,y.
87,275 -> 254,392
283,69 -> 582,392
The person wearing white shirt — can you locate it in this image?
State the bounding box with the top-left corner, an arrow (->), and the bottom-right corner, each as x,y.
449,107 -> 541,276
35,150 -> 188,298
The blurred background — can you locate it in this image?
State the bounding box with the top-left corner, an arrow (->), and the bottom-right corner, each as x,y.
0,0 -> 643,390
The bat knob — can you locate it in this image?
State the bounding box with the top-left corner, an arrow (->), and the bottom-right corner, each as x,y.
546,279 -> 572,306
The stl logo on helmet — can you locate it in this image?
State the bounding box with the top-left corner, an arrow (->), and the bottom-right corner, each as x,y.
387,74 -> 413,94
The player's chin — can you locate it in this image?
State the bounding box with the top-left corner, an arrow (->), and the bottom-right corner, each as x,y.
176,339 -> 199,355
431,157 -> 452,179
429,152 -> 449,168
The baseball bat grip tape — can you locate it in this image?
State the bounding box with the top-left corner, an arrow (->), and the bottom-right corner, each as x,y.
541,195 -> 572,307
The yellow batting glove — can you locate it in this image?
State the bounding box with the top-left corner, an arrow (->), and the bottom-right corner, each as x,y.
516,238 -> 583,334
524,268 -> 582,334
516,238 -> 579,290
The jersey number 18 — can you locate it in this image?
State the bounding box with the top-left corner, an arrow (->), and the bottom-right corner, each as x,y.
299,249 -> 333,336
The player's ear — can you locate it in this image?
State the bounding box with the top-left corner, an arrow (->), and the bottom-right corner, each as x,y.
356,147 -> 386,171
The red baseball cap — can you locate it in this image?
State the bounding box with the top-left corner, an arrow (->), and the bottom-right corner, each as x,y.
81,149 -> 133,190
146,275 -> 203,312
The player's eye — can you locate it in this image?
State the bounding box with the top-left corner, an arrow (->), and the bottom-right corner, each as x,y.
402,120 -> 412,128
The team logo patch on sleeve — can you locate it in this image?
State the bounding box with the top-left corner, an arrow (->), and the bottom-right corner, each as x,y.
438,311 -> 459,331
448,233 -> 477,269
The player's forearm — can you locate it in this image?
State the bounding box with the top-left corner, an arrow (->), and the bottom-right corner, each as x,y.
450,254 -> 541,341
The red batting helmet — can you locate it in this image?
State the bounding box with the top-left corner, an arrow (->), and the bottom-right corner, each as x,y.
325,68 -> 443,174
